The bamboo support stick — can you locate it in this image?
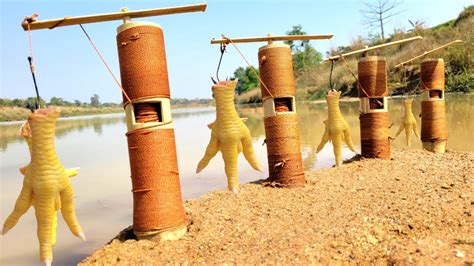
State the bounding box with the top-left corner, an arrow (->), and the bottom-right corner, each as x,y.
394,39 -> 463,68
324,36 -> 423,61
211,34 -> 333,44
22,3 -> 207,31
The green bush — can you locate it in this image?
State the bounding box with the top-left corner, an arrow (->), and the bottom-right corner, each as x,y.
233,66 -> 260,94
446,72 -> 474,92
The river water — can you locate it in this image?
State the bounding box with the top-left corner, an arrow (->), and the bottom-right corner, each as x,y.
0,94 -> 472,265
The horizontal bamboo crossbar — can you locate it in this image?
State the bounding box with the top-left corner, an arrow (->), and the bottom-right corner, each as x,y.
394,39 -> 464,68
324,36 -> 423,61
210,34 -> 333,44
22,4 -> 207,31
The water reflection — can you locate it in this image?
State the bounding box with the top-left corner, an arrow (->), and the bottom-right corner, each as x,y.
0,108 -> 216,151
0,114 -> 126,151
0,95 -> 472,265
238,94 -> 473,170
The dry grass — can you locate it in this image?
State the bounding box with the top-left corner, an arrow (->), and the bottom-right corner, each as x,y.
0,107 -> 32,122
298,6 -> 473,99
236,89 -> 262,104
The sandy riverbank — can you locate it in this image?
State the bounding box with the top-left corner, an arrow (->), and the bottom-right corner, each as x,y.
80,149 -> 473,264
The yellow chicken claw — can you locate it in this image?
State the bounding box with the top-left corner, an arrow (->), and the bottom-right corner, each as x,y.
18,120 -> 80,250
395,98 -> 419,147
2,109 -> 85,266
196,80 -> 262,193
316,90 -> 357,166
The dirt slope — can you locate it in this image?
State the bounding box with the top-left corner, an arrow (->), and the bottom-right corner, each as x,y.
81,149 -> 473,265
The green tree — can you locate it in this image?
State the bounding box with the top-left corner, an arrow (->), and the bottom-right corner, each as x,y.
74,100 -> 82,106
292,46 -> 323,74
49,96 -> 65,106
12,98 -> 25,107
0,98 -> 13,107
90,94 -> 100,107
284,25 -> 323,74
24,97 -> 46,110
285,25 -> 310,52
233,66 -> 260,94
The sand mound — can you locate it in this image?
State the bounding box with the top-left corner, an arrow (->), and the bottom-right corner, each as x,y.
80,149 -> 473,264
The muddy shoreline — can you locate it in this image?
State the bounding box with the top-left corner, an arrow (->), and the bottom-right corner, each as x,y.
80,149 -> 473,264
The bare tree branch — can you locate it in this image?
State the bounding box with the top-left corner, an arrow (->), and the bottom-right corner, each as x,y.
360,0 -> 403,40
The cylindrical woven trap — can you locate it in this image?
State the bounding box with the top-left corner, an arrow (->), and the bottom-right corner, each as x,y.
116,21 -> 187,239
117,22 -> 171,102
126,128 -> 187,233
258,43 -> 305,187
420,58 -> 445,91
358,56 -> 390,159
359,112 -> 390,159
358,56 -> 388,97
420,58 -> 447,153
264,114 -> 305,187
259,44 -> 296,101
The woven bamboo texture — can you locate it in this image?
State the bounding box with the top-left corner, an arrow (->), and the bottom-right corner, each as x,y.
358,56 -> 388,97
421,100 -> 448,142
421,59 -> 445,91
360,112 -> 391,159
117,25 -> 170,102
264,114 -> 305,187
126,128 -> 187,233
258,44 -> 296,100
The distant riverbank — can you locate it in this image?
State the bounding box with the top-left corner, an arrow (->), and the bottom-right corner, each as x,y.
0,103 -> 214,122
0,106 -> 123,122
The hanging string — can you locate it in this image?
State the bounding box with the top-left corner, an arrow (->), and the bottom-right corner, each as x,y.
79,24 -> 132,104
221,35 -> 274,99
24,14 -> 42,110
329,59 -> 335,91
338,54 -> 384,102
401,64 -> 408,97
327,38 -> 338,92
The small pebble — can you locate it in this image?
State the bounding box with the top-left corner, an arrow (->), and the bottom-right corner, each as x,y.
454,249 -> 465,258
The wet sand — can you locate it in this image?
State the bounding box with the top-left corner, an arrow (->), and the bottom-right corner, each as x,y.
80,149 -> 473,264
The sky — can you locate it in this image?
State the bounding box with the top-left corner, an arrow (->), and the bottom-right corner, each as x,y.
0,0 -> 471,103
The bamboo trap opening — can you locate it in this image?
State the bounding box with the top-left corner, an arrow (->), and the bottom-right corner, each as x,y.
134,102 -> 163,123
274,97 -> 294,112
369,98 -> 385,110
429,90 -> 443,99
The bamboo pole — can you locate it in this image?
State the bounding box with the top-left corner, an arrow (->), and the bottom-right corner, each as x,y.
324,36 -> 423,61
211,34 -> 333,44
22,3 -> 207,31
394,39 -> 463,68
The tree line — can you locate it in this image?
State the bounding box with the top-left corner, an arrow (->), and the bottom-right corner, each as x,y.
0,94 -> 120,109
0,93 -> 214,109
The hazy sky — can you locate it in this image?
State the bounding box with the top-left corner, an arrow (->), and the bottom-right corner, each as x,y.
0,0 -> 471,103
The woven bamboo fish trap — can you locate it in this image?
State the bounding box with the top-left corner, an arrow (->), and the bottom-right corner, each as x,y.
420,58 -> 448,153
358,56 -> 391,159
